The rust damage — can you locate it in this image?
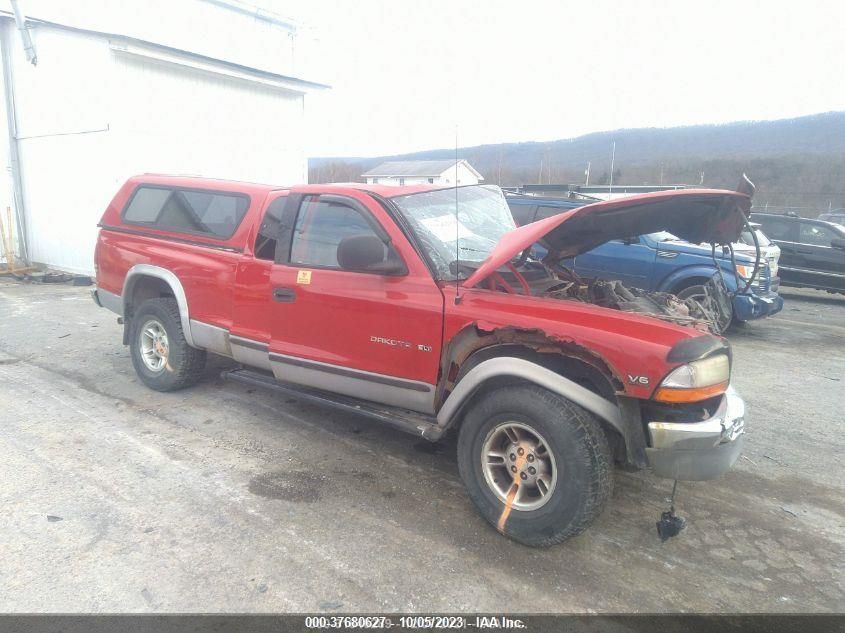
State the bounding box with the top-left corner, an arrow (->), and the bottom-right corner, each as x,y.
436,324 -> 624,408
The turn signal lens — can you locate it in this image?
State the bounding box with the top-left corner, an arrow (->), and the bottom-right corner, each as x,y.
654,354 -> 730,403
653,382 -> 730,403
735,263 -> 755,279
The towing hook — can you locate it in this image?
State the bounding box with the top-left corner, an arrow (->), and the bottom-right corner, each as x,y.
656,480 -> 686,542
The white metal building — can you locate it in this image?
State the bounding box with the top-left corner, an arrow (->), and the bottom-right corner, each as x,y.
362,159 -> 483,187
0,0 -> 327,274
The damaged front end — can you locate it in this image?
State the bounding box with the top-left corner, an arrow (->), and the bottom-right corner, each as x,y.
457,183 -> 754,334
468,259 -> 734,334
540,272 -> 733,335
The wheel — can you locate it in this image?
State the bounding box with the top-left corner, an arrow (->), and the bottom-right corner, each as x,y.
457,384 -> 612,547
676,284 -> 733,334
129,298 -> 206,391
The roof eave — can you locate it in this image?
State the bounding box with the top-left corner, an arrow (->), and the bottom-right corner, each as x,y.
366,173 -> 443,178
458,160 -> 484,179
0,11 -> 330,92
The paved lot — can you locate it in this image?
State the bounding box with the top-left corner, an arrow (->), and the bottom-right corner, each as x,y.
0,280 -> 842,613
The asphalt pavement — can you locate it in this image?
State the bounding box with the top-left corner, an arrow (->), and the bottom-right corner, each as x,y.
0,281 -> 842,612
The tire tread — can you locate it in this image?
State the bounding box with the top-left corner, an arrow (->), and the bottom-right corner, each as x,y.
531,387 -> 612,546
130,298 -> 206,391
457,383 -> 613,547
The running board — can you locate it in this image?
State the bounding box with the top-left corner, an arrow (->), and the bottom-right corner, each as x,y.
221,368 -> 445,441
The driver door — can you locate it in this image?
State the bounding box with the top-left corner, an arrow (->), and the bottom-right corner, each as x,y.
267,192 -> 445,414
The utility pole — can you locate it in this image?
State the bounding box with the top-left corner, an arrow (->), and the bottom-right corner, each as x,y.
608,142 -> 616,196
585,161 -> 591,186
497,145 -> 503,185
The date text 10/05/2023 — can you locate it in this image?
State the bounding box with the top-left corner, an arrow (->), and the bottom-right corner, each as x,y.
304,615 -> 527,629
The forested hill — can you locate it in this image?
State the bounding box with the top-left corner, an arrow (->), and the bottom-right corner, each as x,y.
310,111 -> 845,214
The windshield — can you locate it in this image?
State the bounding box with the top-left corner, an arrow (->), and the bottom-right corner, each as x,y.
740,228 -> 772,247
391,185 -> 516,280
650,228 -> 773,248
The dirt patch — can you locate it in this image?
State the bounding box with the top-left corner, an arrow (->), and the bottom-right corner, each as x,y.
248,471 -> 325,503
413,441 -> 446,455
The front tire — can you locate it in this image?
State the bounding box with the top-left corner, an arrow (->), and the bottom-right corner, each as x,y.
676,284 -> 733,334
129,298 -> 206,391
457,384 -> 612,547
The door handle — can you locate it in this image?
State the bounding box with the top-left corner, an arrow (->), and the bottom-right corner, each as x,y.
272,287 -> 296,302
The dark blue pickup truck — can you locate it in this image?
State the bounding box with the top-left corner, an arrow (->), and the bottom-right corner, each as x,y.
507,195 -> 784,333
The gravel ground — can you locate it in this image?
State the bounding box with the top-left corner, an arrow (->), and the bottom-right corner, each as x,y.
0,280 -> 842,613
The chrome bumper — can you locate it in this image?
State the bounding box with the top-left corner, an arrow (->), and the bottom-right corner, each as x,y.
645,385 -> 745,481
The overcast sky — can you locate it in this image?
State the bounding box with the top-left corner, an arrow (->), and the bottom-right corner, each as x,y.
275,0 -> 843,158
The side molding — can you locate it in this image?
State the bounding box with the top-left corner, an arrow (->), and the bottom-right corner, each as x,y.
436,357 -> 623,431
122,264 -> 196,347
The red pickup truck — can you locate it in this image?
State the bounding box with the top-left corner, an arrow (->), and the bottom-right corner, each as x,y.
93,175 -> 747,546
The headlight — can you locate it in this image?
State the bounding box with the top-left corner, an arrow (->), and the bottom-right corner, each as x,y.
735,263 -> 755,279
653,354 -> 730,403
735,262 -> 767,287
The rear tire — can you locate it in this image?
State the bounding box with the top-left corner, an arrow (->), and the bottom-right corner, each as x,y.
457,384 -> 612,547
129,298 -> 206,392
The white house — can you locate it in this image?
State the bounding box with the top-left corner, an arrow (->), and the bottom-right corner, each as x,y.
0,0 -> 327,274
362,159 -> 483,187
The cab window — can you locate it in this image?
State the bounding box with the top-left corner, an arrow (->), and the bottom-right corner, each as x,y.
123,186 -> 250,239
759,218 -> 796,242
290,198 -> 384,269
800,222 -> 837,246
254,197 -> 286,260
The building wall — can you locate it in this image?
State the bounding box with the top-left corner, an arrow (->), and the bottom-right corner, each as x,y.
445,162 -> 480,186
366,176 -> 434,186
365,163 -> 482,187
0,20 -> 308,274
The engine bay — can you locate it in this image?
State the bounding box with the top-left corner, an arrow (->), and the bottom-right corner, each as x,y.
469,260 -> 733,334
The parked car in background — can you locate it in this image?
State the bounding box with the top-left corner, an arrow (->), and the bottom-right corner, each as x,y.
751,212 -> 845,294
735,221 -> 780,277
508,196 -> 784,333
817,209 -> 845,224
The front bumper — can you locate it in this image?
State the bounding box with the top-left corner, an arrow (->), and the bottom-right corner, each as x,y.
645,385 -> 745,481
732,288 -> 784,322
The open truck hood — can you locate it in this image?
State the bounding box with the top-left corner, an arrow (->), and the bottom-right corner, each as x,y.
465,188 -> 752,289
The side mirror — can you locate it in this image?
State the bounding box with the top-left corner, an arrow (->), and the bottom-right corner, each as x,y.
337,234 -> 407,275
831,237 -> 845,250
